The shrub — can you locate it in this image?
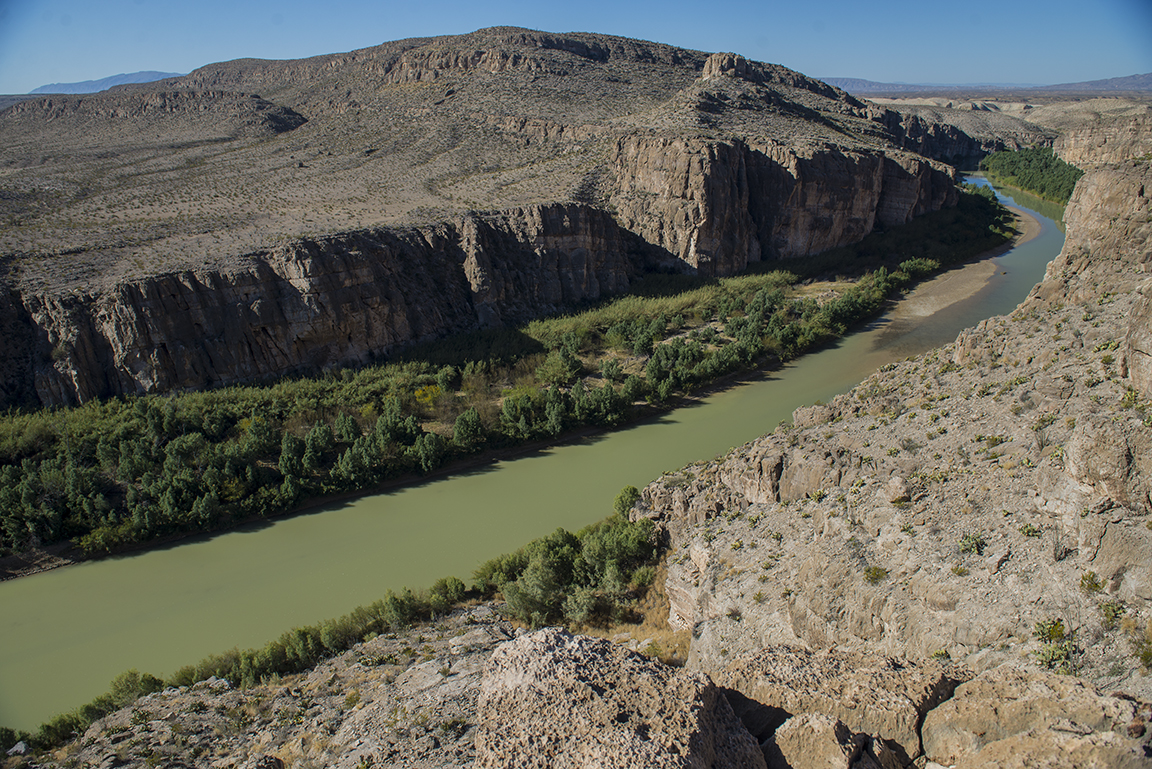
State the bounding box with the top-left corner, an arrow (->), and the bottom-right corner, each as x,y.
1101,601 -> 1125,630
1080,570 -> 1104,595
958,532 -> 986,555
863,566 -> 888,585
1034,639 -> 1076,673
1034,617 -> 1066,642
476,513 -> 656,628
613,485 -> 641,516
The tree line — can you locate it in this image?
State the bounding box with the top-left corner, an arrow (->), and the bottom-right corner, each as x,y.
980,147 -> 1084,204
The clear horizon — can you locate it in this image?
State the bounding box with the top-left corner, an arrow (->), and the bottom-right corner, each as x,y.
0,0 -> 1150,95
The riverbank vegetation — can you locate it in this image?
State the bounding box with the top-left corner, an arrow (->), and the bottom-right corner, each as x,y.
1,510 -> 658,754
980,147 -> 1083,204
0,189 -> 1014,563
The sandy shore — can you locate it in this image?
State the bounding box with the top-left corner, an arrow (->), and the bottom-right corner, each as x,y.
884,203 -> 1041,322
888,206 -> 1042,322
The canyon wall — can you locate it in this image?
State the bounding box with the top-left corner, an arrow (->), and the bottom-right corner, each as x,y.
2,204 -> 634,406
877,106 -> 1054,166
610,135 -> 956,277
3,139 -> 956,407
1055,113 -> 1152,168
631,130 -> 1152,701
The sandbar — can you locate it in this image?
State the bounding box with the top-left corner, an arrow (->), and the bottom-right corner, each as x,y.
888,206 -> 1042,322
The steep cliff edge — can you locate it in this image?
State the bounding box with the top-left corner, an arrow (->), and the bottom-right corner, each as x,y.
3,204 -> 635,406
1055,112 -> 1152,168
633,144 -> 1152,703
876,104 -> 1055,166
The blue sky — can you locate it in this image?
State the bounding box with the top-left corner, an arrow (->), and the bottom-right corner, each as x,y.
0,0 -> 1149,94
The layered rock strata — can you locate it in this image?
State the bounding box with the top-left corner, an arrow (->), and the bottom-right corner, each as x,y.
611,136 -> 956,276
1,136 -> 958,407
1055,113 -> 1152,168
1,204 -> 634,406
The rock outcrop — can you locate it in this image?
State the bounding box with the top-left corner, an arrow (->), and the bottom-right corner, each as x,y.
714,645 -> 965,763
1056,113 -> 1152,169
922,667 -> 1151,768
1,204 -> 635,406
877,105 -> 1055,166
634,157 -> 1152,699
475,628 -> 766,768
611,135 -> 956,276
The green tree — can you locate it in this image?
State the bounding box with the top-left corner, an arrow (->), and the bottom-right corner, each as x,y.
613,485 -> 641,515
452,408 -> 485,452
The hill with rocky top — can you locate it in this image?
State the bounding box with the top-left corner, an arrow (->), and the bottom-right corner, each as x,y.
0,27 -> 979,408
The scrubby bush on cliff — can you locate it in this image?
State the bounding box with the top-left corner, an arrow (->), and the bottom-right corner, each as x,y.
474,512 -> 657,628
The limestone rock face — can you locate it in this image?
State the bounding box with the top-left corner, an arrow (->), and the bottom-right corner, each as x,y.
713,646 -> 965,764
921,666 -> 1152,769
475,628 -> 766,769
876,106 -> 1054,166
1055,113 -> 1152,169
610,136 -> 955,277
1130,289 -> 1152,401
2,203 -> 633,406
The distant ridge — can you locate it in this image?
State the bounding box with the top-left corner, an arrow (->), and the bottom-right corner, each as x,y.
29,70 -> 183,95
825,73 -> 1152,95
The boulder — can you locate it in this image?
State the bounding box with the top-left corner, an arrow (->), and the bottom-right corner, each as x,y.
476,628 -> 766,768
715,646 -> 965,764
921,666 -> 1151,768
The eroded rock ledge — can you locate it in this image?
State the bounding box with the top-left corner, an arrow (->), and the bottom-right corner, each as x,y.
36,619 -> 1152,769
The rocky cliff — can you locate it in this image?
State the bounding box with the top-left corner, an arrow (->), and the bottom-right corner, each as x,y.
610,135 -> 956,276
633,157 -> 1152,687
1055,113 -> 1152,168
2,204 -> 635,406
0,29 -> 966,407
876,105 -> 1055,167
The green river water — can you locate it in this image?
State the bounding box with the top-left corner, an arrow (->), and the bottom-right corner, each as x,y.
0,180 -> 1064,731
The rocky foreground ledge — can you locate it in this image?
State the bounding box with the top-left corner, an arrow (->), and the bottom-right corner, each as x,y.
22,609 -> 1151,769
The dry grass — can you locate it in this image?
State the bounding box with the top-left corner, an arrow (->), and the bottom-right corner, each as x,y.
579,559 -> 692,666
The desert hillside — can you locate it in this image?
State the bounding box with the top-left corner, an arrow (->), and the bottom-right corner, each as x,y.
0,27 -> 1002,408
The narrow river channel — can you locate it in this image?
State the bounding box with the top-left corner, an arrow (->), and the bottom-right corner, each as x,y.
0,180 -> 1065,731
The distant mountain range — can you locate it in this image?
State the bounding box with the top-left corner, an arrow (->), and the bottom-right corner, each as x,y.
825,73 -> 1152,95
29,71 -> 182,95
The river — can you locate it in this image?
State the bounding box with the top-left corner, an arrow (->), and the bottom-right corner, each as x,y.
0,179 -> 1064,731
